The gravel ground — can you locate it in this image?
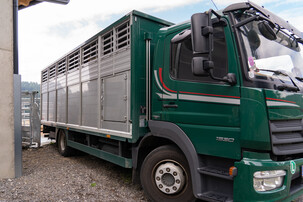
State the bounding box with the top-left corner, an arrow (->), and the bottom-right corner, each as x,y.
1,143 -> 303,202
0,143 -> 148,202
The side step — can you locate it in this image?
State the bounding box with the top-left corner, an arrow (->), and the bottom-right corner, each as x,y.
197,192 -> 233,202
198,166 -> 233,180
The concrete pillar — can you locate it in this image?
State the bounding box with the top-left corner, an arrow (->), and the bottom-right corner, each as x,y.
0,0 -> 15,178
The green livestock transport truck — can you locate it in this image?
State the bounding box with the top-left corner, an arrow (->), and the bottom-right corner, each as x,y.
41,2 -> 303,201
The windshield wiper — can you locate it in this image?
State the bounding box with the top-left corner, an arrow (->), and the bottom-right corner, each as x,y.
258,69 -> 300,92
277,84 -> 299,92
295,77 -> 303,82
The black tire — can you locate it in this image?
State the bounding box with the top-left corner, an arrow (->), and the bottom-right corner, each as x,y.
58,130 -> 73,157
140,145 -> 195,202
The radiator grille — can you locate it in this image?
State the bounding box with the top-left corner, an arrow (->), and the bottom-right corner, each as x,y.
270,119 -> 303,155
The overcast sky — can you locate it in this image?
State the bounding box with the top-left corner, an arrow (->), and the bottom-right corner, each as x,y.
18,0 -> 303,83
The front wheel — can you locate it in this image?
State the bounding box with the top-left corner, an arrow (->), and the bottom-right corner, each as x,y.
140,145 -> 195,202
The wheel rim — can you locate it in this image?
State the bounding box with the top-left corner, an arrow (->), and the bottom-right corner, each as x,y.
154,160 -> 186,195
59,132 -> 66,151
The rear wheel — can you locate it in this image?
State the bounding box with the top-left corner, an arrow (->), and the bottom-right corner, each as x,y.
140,145 -> 195,202
58,130 -> 73,157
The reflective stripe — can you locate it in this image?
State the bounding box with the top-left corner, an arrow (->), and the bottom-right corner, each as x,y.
266,101 -> 300,108
179,94 -> 240,105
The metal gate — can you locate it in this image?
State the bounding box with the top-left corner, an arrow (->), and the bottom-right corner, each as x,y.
21,91 -> 41,147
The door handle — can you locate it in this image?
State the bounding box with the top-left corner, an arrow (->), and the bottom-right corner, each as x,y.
163,104 -> 178,108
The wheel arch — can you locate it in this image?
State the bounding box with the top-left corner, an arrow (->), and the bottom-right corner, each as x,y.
133,120 -> 202,198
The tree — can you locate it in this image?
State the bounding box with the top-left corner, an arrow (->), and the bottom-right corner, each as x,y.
21,81 -> 40,93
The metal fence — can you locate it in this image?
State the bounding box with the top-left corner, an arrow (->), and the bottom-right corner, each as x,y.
21,91 -> 41,147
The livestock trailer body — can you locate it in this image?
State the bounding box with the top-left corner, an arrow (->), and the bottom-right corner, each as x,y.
41,11 -> 173,166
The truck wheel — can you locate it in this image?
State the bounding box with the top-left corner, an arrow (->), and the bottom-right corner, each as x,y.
58,130 -> 73,157
140,145 -> 195,202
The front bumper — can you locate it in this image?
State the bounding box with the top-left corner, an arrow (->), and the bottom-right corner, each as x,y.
234,151 -> 303,201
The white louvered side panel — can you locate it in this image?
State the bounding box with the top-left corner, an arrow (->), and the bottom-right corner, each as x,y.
42,82 -> 48,93
57,74 -> 66,89
114,49 -> 130,73
81,63 -> 98,82
100,55 -> 113,77
67,69 -> 79,86
48,78 -> 56,91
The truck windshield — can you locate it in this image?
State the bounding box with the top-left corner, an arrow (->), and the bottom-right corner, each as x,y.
235,12 -> 303,89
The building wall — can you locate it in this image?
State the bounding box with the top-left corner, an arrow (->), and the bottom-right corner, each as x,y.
0,0 -> 15,178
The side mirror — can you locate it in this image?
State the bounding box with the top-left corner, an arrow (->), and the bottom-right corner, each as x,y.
191,12 -> 213,54
223,73 -> 237,86
258,21 -> 277,41
191,57 -> 214,76
192,57 -> 237,85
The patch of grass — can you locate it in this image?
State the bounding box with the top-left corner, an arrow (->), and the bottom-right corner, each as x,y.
121,172 -> 132,184
90,183 -> 96,187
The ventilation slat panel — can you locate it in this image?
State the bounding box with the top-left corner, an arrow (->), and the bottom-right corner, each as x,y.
68,50 -> 80,71
58,59 -> 66,75
42,70 -> 48,83
82,40 -> 98,64
102,31 -> 114,56
49,65 -> 56,79
115,21 -> 130,50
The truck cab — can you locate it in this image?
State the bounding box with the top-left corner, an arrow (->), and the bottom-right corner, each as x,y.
146,2 -> 303,201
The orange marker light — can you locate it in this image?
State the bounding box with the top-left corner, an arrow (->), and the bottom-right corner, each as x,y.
229,166 -> 236,176
106,134 -> 111,138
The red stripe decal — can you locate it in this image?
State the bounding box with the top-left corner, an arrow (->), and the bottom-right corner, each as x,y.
266,97 -> 296,104
179,91 -> 240,99
159,68 -> 177,93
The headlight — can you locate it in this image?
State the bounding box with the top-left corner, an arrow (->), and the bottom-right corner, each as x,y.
253,170 -> 286,192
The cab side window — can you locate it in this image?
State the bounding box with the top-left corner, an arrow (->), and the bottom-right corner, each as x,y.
170,26 -> 228,83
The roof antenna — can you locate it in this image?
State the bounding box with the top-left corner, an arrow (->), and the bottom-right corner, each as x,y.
210,0 -> 218,10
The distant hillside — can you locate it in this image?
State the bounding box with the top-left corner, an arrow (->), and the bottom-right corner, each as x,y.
21,81 -> 40,92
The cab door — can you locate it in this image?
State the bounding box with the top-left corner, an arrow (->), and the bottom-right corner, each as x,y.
160,20 -> 242,159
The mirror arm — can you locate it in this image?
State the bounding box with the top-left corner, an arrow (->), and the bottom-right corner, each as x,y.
234,15 -> 259,28
208,70 -> 237,85
208,9 -> 221,19
234,14 -> 275,29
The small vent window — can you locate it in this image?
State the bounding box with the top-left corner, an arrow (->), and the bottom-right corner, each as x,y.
58,59 -> 66,75
42,70 -> 48,82
102,31 -> 113,56
82,40 -> 98,64
116,21 -> 130,50
49,65 -> 56,79
68,50 -> 80,71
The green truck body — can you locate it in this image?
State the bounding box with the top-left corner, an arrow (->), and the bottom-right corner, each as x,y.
41,2 -> 303,201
